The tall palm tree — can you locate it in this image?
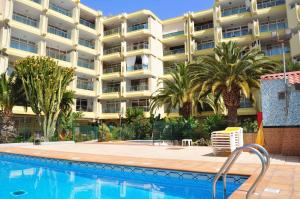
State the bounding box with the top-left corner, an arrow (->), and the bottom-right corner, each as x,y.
150,63 -> 196,119
190,42 -> 277,125
0,72 -> 26,142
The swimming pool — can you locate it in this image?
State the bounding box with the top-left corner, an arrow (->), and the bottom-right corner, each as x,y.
0,153 -> 248,199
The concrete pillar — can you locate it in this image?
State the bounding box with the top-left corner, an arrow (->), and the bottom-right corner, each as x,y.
3,0 -> 13,22
38,40 -> 46,56
0,54 -> 8,74
0,26 -> 11,50
39,14 -> 48,36
41,0 -> 49,11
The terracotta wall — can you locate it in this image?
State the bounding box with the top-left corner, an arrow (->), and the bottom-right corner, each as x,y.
244,133 -> 257,145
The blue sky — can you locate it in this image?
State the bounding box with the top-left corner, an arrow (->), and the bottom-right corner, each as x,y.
81,0 -> 214,19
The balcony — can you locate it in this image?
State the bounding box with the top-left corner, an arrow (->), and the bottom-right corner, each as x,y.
128,85 -> 148,92
197,41 -> 214,50
80,18 -> 95,29
49,3 -> 72,17
257,0 -> 285,9
79,38 -> 95,49
127,43 -> 149,51
78,58 -> 94,69
103,86 -> 120,93
223,27 -> 250,39
221,6 -> 248,17
103,46 -> 121,55
263,45 -> 290,57
102,104 -> 120,113
104,27 -> 121,36
164,48 -> 185,56
103,64 -> 121,74
46,47 -> 70,62
195,23 -> 213,31
12,13 -> 39,27
164,65 -> 176,74
128,99 -> 150,112
127,64 -> 148,72
30,0 -> 41,3
128,23 -> 148,32
48,25 -> 70,39
240,98 -> 253,108
260,21 -> 287,32
77,79 -> 94,91
163,31 -> 184,38
10,37 -> 37,53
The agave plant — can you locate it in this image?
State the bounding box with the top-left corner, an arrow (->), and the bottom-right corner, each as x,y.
190,41 -> 277,125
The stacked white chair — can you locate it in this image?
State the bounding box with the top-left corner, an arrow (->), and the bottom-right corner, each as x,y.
211,127 -> 243,155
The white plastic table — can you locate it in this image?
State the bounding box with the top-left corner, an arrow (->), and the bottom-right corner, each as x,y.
182,139 -> 192,146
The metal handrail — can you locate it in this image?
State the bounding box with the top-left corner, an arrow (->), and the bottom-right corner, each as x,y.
212,144 -> 270,199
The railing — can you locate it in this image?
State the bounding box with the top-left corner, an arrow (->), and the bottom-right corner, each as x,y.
102,105 -> 120,113
129,105 -> 149,112
163,31 -> 184,38
197,41 -> 214,50
263,45 -> 290,56
240,98 -> 253,108
127,64 -> 148,71
104,27 -> 121,36
103,64 -> 121,74
103,86 -> 120,93
257,0 -> 285,9
46,48 -> 70,62
127,43 -> 149,51
164,48 -> 185,56
260,21 -> 287,32
128,23 -> 148,32
222,6 -> 248,17
212,144 -> 270,199
48,25 -> 70,39
103,46 -> 121,55
223,27 -> 250,39
10,37 -> 37,53
80,18 -> 95,29
77,79 -> 94,91
13,13 -> 38,27
128,85 -> 148,92
49,3 -> 72,17
78,58 -> 94,69
164,66 -> 176,74
195,23 -> 213,31
76,106 -> 93,112
79,38 -> 95,49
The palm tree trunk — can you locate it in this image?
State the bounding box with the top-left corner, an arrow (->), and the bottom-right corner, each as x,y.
222,86 -> 240,126
227,106 -> 238,126
179,102 -> 192,119
0,109 -> 16,143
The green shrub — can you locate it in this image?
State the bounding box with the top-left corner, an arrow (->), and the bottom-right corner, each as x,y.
241,118 -> 258,133
200,114 -> 227,139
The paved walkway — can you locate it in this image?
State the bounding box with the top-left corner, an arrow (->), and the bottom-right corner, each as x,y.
0,143 -> 299,198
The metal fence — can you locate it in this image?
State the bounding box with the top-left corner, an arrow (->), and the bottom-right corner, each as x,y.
72,125 -> 99,142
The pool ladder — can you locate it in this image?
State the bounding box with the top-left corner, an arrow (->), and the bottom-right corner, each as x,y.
212,144 -> 270,199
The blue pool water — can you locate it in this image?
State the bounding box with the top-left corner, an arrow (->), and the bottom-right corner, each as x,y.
0,153 -> 248,199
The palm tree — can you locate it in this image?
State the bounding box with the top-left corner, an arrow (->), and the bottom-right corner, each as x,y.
190,42 -> 277,125
150,63 -> 196,119
276,60 -> 300,72
0,72 -> 26,142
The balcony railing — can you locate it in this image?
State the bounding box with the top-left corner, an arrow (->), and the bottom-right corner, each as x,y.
240,98 -> 253,108
223,27 -> 250,39
164,48 -> 185,56
79,38 -> 95,49
49,3 -> 72,17
127,64 -> 148,72
78,58 -> 94,69
103,46 -> 121,55
128,85 -> 148,92
77,79 -> 94,91
104,27 -> 121,36
260,21 -> 287,32
222,6 -> 248,17
128,23 -> 148,32
103,86 -> 120,93
263,45 -> 290,56
103,64 -> 121,74
30,0 -> 41,4
129,105 -> 149,112
76,105 -> 93,112
13,13 -> 38,27
102,105 -> 120,113
197,41 -> 214,50
257,0 -> 285,9
80,18 -> 95,29
46,48 -> 70,62
48,25 -> 70,39
127,43 -> 148,51
195,23 -> 213,31
163,31 -> 184,38
164,66 -> 176,74
10,37 -> 37,53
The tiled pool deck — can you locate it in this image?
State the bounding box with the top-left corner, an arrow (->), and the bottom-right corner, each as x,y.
0,143 -> 299,199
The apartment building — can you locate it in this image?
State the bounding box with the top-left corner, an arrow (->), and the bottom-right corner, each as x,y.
0,0 -> 299,124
